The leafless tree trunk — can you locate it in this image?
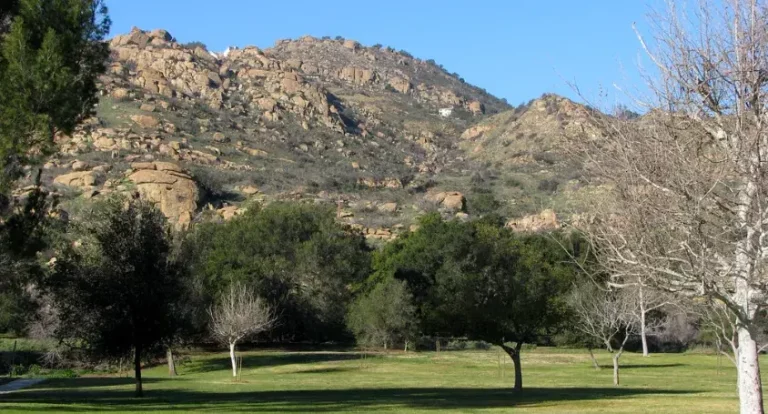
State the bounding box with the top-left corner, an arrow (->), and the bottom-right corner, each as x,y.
625,282 -> 671,357
609,330 -> 631,386
167,348 -> 177,377
587,347 -> 601,370
229,342 -> 237,377
612,352 -> 621,386
638,285 -> 648,357
575,1 -> 768,411
209,283 -> 275,378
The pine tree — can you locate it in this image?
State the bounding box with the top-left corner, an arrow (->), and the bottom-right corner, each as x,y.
0,0 -> 110,190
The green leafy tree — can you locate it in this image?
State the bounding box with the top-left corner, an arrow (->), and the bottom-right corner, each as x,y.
0,0 -> 110,189
437,225 -> 578,390
370,213 -> 478,335
372,214 -> 582,390
347,278 -> 418,350
45,198 -> 183,397
184,202 -> 371,342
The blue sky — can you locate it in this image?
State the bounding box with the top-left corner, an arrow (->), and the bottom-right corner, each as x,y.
106,1 -> 660,108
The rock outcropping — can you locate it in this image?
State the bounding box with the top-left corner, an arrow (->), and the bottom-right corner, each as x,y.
127,162 -> 199,228
506,209 -> 560,232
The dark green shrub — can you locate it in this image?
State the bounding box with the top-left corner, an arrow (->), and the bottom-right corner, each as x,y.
181,41 -> 207,50
537,178 -> 560,193
467,192 -> 502,216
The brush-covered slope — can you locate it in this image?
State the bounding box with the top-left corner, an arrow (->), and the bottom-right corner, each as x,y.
36,28 -> 602,239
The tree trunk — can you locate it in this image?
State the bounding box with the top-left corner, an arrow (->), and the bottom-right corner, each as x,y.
588,347 -> 600,370
167,347 -> 177,377
737,326 -> 764,414
612,352 -> 620,386
134,345 -> 143,397
639,285 -> 649,357
229,342 -> 238,378
501,343 -> 523,390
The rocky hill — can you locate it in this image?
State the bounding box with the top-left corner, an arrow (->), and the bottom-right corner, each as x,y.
37,28 -> 602,241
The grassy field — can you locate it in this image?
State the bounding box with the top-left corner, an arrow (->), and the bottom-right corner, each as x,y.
0,347 -> 751,413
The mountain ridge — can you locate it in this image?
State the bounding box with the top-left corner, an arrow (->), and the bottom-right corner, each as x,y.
37,27 -> 600,239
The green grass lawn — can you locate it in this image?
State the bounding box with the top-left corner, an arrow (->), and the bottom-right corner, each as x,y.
0,347 -> 749,413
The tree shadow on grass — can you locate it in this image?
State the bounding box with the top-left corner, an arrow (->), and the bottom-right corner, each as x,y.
292,367 -> 358,375
598,364 -> 686,370
185,352 -> 366,374
22,377 -> 166,389
0,381 -> 697,412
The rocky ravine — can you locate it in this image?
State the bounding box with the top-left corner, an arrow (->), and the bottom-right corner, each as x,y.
40,28 -> 599,240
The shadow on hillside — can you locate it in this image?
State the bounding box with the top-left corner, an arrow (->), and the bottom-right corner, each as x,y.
0,383 -> 696,412
185,352 -> 365,374
598,363 -> 685,370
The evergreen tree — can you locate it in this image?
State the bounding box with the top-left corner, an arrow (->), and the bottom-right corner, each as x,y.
0,0 -> 110,190
46,198 -> 183,397
0,0 -> 110,334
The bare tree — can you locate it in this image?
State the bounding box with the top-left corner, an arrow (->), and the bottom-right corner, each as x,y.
209,283 -> 275,378
696,297 -> 768,367
623,282 -> 673,357
568,283 -> 639,386
576,1 -> 768,411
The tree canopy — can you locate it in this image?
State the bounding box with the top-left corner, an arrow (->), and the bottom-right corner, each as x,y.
45,198 -> 184,397
184,202 -> 372,342
370,213 -> 584,389
347,278 -> 418,349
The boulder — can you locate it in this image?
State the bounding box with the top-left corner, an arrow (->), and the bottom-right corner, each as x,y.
378,202 -> 398,213
343,39 -> 361,50
54,171 -> 99,190
242,147 -> 268,157
217,205 -> 242,221
127,162 -> 199,229
212,132 -> 230,143
339,67 -> 377,84
111,88 -> 130,100
125,27 -> 151,48
441,192 -> 465,211
425,191 -> 465,211
130,114 -> 160,129
506,209 -> 559,232
70,160 -> 89,171
467,100 -> 485,115
149,29 -> 173,42
238,185 -> 260,195
460,125 -> 493,140
93,137 -> 118,151
387,76 -> 412,94
92,165 -> 112,173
